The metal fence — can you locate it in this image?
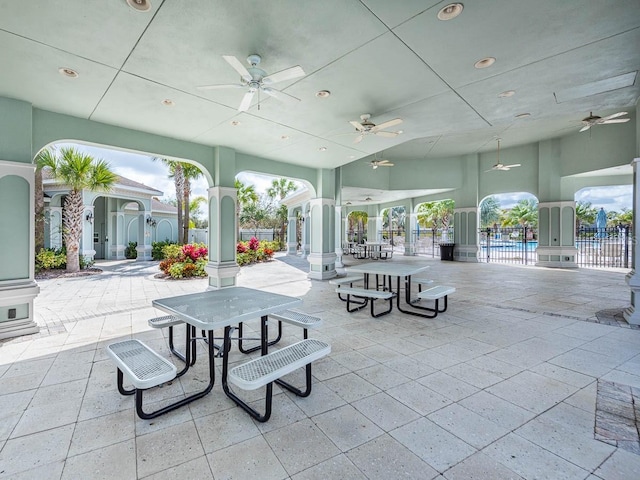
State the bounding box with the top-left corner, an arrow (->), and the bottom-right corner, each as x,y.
239,229 -> 279,242
478,226 -> 537,264
412,228 -> 455,258
575,225 -> 631,268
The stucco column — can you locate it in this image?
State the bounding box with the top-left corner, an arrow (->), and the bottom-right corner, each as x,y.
368,215 -> 381,242
82,205 -> 96,260
48,206 -> 63,249
136,211 -> 153,261
453,207 -> 479,262
535,202 -> 578,268
334,205 -> 344,267
624,157 -> 640,325
301,202 -> 310,258
206,186 -> 240,288
307,197 -> 337,280
286,208 -> 297,255
110,210 -> 126,260
0,160 -> 40,339
404,212 -> 417,256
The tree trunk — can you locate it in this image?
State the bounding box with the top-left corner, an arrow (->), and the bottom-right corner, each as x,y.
63,190 -> 83,272
174,164 -> 184,244
183,179 -> 190,244
34,166 -> 45,253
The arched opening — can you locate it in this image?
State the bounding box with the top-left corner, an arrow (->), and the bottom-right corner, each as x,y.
574,185 -> 632,268
478,193 -> 538,264
414,199 -> 455,257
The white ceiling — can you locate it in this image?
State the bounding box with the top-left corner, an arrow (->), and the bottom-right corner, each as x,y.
0,0 -> 638,176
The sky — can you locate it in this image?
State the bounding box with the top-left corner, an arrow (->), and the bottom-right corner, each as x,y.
55,143 -> 631,213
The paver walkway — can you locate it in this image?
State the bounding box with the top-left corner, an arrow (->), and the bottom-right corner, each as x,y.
1,254 -> 639,479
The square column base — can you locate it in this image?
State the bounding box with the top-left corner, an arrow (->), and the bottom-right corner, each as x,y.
205,261 -> 240,289
307,253 -> 337,280
535,246 -> 578,268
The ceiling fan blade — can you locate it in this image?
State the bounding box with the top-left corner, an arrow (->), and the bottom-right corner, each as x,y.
238,91 -> 255,111
350,120 -> 365,131
262,87 -> 301,102
379,162 -> 394,167
600,118 -> 630,124
374,131 -> 399,138
222,55 -> 252,82
197,83 -> 244,90
263,65 -> 305,84
579,124 -> 591,132
484,168 -> 495,173
600,111 -> 628,121
354,134 -> 364,144
371,118 -> 402,132
504,163 -> 521,168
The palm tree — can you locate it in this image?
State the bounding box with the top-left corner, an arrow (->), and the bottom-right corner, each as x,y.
266,178 -> 297,244
34,148 -> 58,253
154,158 -> 184,243
189,196 -> 207,228
575,201 -> 597,230
480,196 -> 501,228
181,163 -> 203,243
417,200 -> 455,230
36,146 -> 116,272
504,198 -> 538,227
235,179 -> 259,238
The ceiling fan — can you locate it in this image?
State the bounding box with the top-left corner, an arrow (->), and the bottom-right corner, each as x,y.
350,114 -> 403,144
485,138 -> 520,172
579,111 -> 629,132
369,159 -> 394,169
197,54 -> 305,111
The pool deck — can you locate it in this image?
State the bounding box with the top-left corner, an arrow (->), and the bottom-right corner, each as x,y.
1,254 -> 639,479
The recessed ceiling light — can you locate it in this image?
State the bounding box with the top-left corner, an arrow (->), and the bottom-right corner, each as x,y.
437,3 -> 464,20
498,90 -> 515,98
348,155 -> 355,159
474,57 -> 496,69
515,113 -> 531,119
231,120 -> 240,126
126,0 -> 151,12
397,130 -> 404,134
161,99 -> 175,107
280,135 -> 289,140
319,147 -> 327,152
315,90 -> 331,98
58,67 -> 78,78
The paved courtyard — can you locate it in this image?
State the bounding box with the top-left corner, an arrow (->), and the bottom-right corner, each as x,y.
1,254 -> 639,479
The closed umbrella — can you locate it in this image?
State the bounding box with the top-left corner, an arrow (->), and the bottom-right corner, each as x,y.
596,208 -> 607,238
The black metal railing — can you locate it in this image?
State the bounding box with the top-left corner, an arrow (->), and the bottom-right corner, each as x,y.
575,225 -> 631,268
478,226 -> 537,264
412,228 -> 455,258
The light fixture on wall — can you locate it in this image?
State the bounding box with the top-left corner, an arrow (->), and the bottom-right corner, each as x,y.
146,215 -> 157,227
85,212 -> 93,223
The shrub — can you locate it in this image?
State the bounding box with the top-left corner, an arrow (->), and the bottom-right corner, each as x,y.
35,248 -> 66,271
152,239 -> 176,261
158,242 -> 208,279
235,239 -> 275,266
125,242 -> 137,259
35,247 -> 94,272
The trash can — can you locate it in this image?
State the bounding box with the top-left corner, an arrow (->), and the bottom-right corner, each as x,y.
439,243 -> 455,261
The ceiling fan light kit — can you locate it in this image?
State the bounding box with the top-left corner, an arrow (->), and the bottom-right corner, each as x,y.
579,111 -> 630,133
197,54 -> 306,111
485,138 -> 521,172
350,114 -> 403,143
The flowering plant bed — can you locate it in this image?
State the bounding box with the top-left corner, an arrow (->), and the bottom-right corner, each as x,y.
236,237 -> 276,266
159,243 -> 208,279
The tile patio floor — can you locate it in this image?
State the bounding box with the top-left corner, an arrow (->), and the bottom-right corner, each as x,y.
1,254 -> 640,479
